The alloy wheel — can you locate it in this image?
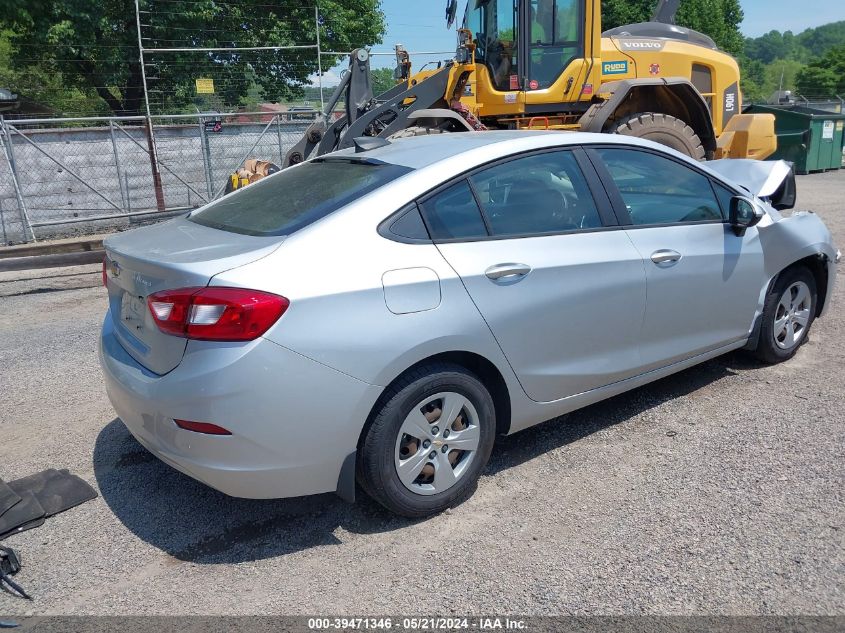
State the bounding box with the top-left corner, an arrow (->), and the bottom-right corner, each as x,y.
394,392 -> 481,496
774,280 -> 812,350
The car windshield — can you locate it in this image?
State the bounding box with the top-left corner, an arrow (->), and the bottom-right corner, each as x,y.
189,158 -> 412,236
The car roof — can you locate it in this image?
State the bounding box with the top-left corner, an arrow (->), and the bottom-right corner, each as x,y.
328,129 -> 692,171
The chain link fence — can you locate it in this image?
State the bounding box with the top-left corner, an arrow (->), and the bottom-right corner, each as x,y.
0,112 -> 319,244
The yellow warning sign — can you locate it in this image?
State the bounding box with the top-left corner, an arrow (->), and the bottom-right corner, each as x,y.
195,78 -> 215,94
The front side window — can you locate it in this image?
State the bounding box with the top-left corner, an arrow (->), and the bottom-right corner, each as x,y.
712,181 -> 735,219
469,150 -> 601,236
594,148 -> 724,225
189,158 -> 411,236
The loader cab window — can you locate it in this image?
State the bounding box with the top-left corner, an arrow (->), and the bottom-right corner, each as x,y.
528,0 -> 583,90
465,0 -> 520,92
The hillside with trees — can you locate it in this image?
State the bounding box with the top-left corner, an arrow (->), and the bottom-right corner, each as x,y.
741,21 -> 845,101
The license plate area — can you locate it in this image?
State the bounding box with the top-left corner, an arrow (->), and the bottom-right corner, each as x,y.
120,292 -> 148,333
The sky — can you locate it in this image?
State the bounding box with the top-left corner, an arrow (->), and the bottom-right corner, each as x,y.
313,0 -> 844,86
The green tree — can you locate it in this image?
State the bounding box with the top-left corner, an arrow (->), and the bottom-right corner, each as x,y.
796,45 -> 845,97
763,59 -> 806,94
744,30 -> 804,64
797,21 -> 845,58
371,67 -> 398,96
601,0 -> 745,57
796,66 -> 838,97
0,30 -> 107,115
600,0 -> 653,30
676,0 -> 744,56
1,0 -> 385,116
738,55 -> 767,102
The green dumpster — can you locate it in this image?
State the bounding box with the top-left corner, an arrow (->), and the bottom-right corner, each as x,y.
745,104 -> 845,174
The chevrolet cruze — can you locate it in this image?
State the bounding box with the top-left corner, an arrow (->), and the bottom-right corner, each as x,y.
99,131 -> 838,517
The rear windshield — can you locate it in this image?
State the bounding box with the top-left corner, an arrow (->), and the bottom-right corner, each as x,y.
189,158 -> 412,236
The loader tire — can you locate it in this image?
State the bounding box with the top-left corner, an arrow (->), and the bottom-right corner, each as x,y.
613,113 -> 706,161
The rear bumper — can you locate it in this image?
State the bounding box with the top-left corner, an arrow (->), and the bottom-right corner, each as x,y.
98,312 -> 381,499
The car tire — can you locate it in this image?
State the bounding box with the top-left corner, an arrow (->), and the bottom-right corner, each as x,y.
357,363 -> 496,518
754,266 -> 817,364
613,113 -> 706,161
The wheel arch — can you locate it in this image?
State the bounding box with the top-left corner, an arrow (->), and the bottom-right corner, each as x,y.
746,252 -> 831,352
774,254 -> 830,317
357,351 -> 513,454
580,78 -> 717,156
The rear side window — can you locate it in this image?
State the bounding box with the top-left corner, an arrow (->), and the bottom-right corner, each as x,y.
468,150 -> 602,236
421,181 -> 488,240
595,148 -> 723,225
189,159 -> 412,236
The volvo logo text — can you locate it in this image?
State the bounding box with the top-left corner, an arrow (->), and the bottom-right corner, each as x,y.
619,41 -> 665,51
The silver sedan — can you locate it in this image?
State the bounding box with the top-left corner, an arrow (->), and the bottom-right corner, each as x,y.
98,131 -> 838,517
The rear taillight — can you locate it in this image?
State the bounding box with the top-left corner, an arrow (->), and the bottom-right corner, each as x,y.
147,287 -> 288,341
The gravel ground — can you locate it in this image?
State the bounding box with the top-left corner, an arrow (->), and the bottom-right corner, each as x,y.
0,172 -> 843,616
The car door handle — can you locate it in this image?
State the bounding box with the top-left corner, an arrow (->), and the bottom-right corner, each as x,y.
650,250 -> 682,266
485,263 -> 532,280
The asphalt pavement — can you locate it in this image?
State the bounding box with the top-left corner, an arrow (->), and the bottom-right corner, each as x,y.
0,171 -> 843,615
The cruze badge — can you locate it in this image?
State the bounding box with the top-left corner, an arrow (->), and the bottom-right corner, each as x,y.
134,273 -> 152,289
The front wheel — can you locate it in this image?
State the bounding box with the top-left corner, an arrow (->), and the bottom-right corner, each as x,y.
357,364 -> 496,518
754,266 -> 817,364
614,113 -> 706,161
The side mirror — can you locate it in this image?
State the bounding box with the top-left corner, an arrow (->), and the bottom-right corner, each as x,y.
768,165 -> 797,210
445,0 -> 458,28
729,196 -> 765,236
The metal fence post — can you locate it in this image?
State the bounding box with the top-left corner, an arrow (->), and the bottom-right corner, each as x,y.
315,5 -> 325,112
135,0 -> 166,212
125,172 -> 132,213
276,114 -> 285,164
0,199 -> 8,245
0,115 -> 36,243
109,120 -> 129,212
144,118 -> 166,212
198,117 -> 214,200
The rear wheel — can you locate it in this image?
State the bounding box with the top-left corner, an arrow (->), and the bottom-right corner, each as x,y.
357,363 -> 496,518
614,113 -> 706,161
754,266 -> 817,363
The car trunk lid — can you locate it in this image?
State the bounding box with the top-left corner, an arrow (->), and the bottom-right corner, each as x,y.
104,216 -> 283,375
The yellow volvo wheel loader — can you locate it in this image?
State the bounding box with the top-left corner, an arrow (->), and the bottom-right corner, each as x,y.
283,0 -> 776,168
